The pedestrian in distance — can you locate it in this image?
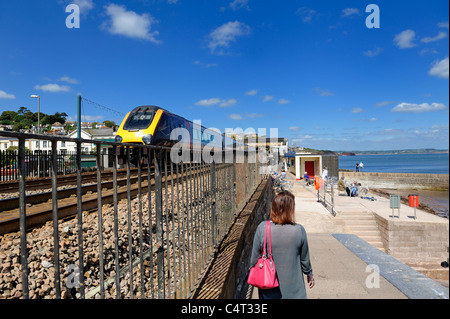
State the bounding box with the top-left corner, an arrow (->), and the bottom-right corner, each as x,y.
322,167 -> 328,181
250,191 -> 315,299
356,162 -> 359,172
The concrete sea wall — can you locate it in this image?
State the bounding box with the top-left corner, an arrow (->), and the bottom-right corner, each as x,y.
339,171 -> 449,191
374,213 -> 449,280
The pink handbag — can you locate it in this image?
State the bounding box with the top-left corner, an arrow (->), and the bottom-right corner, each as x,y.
247,221 -> 279,289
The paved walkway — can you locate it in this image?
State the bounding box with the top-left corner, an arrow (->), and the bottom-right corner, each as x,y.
251,174 -> 449,299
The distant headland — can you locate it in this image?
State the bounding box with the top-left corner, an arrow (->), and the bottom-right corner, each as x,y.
337,148 -> 449,156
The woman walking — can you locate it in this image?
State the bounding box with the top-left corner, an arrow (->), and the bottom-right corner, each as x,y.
250,191 -> 314,299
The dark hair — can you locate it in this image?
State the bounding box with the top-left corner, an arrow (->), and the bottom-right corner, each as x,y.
270,191 -> 295,225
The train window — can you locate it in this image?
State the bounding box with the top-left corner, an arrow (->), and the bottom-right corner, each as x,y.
169,116 -> 185,131
152,113 -> 171,144
123,111 -> 155,130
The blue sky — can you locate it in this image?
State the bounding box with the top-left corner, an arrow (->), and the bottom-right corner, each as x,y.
0,0 -> 448,151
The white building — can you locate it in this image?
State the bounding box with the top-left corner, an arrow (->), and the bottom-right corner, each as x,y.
0,128 -> 115,154
285,152 -> 339,180
65,128 -> 116,153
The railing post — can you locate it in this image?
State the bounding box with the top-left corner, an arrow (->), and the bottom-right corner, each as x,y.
154,149 -> 165,298
18,137 -> 29,299
96,143 -> 105,298
232,151 -> 236,217
51,141 -> 61,298
210,161 -> 217,246
76,141 -> 85,298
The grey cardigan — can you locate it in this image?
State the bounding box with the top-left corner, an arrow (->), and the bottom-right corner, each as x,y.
250,221 -> 313,299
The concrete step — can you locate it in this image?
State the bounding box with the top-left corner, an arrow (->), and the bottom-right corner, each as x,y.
338,214 -> 375,221
346,224 -> 379,230
342,218 -> 374,224
338,211 -> 374,217
352,230 -> 380,237
338,211 -> 386,252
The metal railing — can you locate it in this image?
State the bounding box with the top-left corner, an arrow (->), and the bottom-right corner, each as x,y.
0,149 -> 111,182
316,177 -> 337,216
0,131 -> 266,299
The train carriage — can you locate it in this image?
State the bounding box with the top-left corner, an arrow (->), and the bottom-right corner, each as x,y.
115,105 -> 235,163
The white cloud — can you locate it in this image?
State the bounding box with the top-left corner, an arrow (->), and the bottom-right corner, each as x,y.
0,90 -> 15,99
82,115 -> 104,122
438,22 -> 449,29
296,7 -> 318,23
34,84 -> 70,93
418,48 -> 439,56
421,31 -> 447,43
193,61 -> 218,68
289,126 -> 301,131
278,99 -> 291,104
377,128 -> 407,136
245,113 -> 264,118
195,98 -> 222,106
428,57 -> 449,79
195,97 -> 237,107
72,0 -> 94,14
364,47 -> 383,57
220,98 -> 238,107
351,108 -> 366,113
393,29 -> 416,49
207,21 -> 250,55
245,89 -> 258,96
375,101 -> 398,107
60,76 -> 79,84
314,87 -> 334,96
103,4 -> 161,43
229,0 -> 249,11
262,95 -> 273,102
391,102 -> 447,113
229,113 -> 243,120
341,8 -> 361,17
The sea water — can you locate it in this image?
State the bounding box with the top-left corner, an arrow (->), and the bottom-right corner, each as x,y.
339,153 -> 449,218
339,153 -> 449,174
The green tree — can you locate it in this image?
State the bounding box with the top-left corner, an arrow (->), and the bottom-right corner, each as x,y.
103,120 -> 116,128
0,110 -> 17,125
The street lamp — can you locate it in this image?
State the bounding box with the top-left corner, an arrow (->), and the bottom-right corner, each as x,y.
31,94 -> 41,177
30,95 -> 40,134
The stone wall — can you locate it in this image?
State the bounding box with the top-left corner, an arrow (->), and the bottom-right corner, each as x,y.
191,177 -> 273,299
322,155 -> 339,179
339,171 -> 449,191
374,213 -> 449,267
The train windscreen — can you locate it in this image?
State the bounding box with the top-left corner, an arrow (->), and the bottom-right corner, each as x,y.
123,111 -> 155,130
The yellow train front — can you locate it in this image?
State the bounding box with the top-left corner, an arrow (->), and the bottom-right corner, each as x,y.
115,105 -> 168,146
115,105 -> 232,152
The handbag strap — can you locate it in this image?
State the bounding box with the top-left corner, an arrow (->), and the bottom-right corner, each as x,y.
267,221 -> 272,257
263,221 -> 273,258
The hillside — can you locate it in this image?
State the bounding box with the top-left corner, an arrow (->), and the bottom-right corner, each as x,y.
337,149 -> 448,155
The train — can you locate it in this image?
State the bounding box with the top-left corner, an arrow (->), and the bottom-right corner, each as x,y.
114,105 -> 239,161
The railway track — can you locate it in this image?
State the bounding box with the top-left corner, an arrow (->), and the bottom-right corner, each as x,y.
0,173 -> 145,212
0,165 -> 206,235
0,168 -> 139,194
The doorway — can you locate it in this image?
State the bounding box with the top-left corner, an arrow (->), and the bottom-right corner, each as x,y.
305,161 -> 315,177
